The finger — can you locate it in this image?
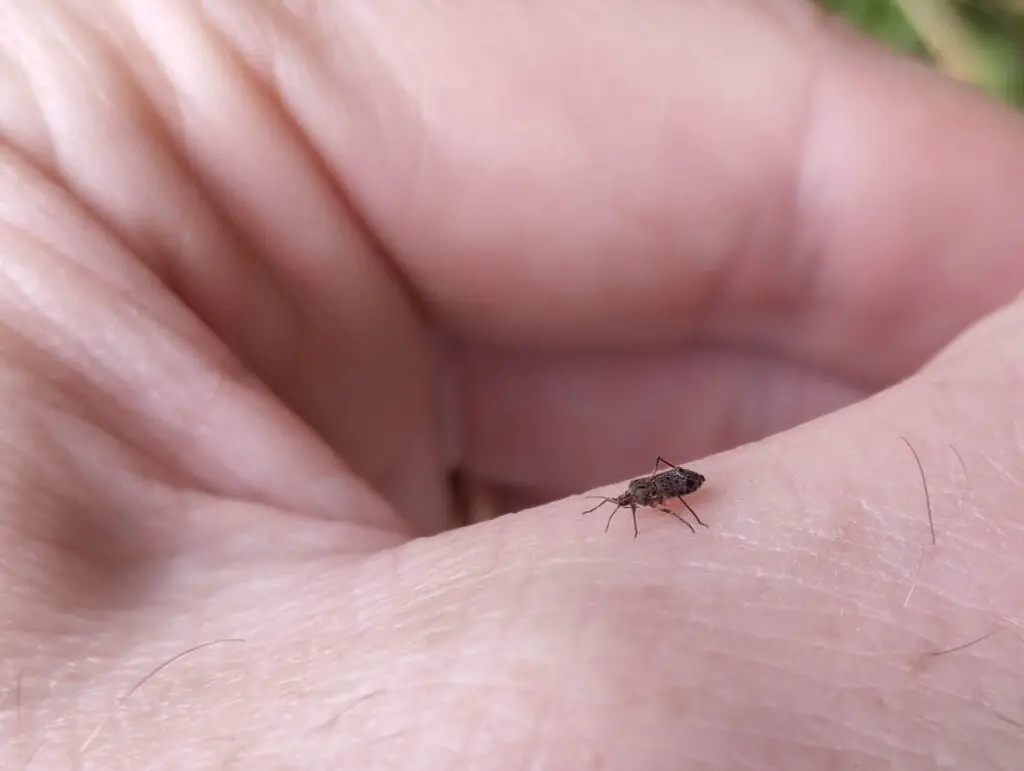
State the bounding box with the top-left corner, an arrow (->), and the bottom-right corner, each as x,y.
255,0 -> 1024,381
456,344 -> 867,497
8,2 -> 1024,533
0,4 -> 450,531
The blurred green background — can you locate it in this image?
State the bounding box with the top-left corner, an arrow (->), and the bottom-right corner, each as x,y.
820,0 -> 1024,106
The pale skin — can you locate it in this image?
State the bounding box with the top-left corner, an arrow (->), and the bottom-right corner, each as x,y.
2,1 -> 1024,768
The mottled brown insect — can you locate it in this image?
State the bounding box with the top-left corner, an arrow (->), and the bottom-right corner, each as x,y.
582,457 -> 707,538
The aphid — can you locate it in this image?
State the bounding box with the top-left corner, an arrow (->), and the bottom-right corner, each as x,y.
582,456 -> 707,538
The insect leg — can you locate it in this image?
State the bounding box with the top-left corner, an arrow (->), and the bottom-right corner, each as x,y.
678,497 -> 708,529
653,456 -> 676,474
657,506 -> 696,534
630,504 -> 639,539
604,503 -> 624,533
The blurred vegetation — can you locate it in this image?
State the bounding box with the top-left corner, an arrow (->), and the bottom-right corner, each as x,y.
819,0 -> 1024,106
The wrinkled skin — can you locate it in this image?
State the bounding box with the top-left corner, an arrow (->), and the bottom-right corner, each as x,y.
1,2 -> 1024,769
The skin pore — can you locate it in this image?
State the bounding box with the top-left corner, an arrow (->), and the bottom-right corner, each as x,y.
0,1 -> 1024,768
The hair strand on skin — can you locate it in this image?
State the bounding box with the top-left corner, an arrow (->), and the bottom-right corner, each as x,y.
79,638 -> 246,754
899,435 -> 936,546
927,628 -> 1001,657
949,444 -> 970,487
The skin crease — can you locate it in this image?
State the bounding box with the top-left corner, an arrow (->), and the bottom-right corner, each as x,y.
1,0 -> 1024,768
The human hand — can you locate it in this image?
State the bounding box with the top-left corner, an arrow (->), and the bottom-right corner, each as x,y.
3,2 -> 1024,769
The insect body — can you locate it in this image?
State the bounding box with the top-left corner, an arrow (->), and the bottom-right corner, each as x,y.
582,457 -> 707,538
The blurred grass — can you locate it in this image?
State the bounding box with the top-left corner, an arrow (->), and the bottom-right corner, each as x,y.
819,0 -> 1024,106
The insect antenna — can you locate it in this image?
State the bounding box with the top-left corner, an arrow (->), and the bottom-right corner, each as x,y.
581,495 -> 617,515
580,495 -> 628,533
